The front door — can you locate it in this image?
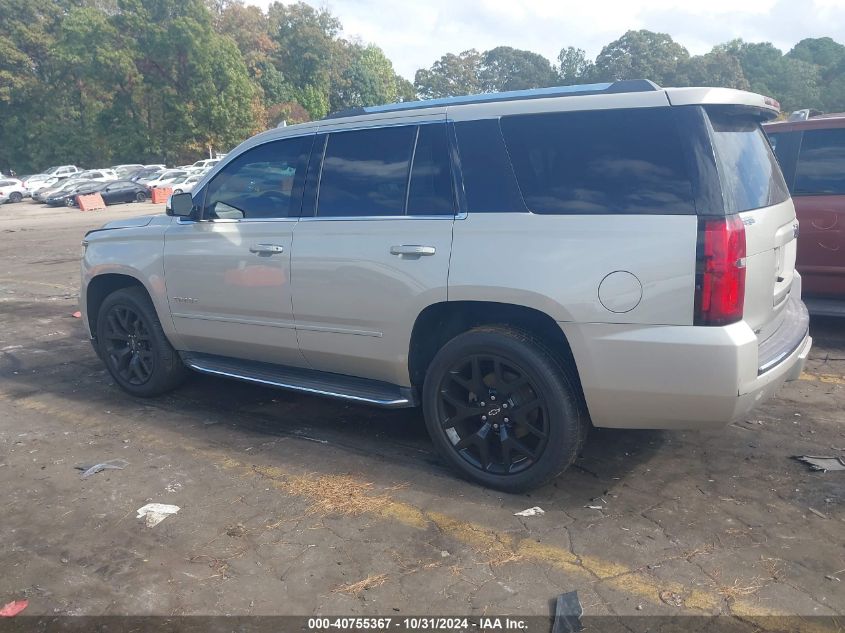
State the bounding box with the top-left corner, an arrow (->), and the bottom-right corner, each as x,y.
163,134 -> 313,366
292,121 -> 455,386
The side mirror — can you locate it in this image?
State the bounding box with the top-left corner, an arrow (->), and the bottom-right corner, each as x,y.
167,192 -> 194,217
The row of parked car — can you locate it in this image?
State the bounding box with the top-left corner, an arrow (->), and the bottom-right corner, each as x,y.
0,157 -> 224,207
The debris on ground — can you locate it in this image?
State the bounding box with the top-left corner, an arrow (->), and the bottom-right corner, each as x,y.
658,590 -> 685,607
0,600 -> 28,617
807,507 -> 829,519
76,458 -> 129,479
551,590 -> 583,633
136,503 -> 180,527
793,455 -> 845,472
333,573 -> 388,594
514,506 -> 545,517
226,523 -> 246,537
584,505 -> 603,510
71,311 -> 81,318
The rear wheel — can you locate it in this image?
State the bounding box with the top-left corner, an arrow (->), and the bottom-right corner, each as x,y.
9,192 -> 22,203
96,287 -> 187,397
422,326 -> 587,492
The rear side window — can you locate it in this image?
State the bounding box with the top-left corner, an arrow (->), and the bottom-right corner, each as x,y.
500,108 -> 695,215
317,126 -> 415,217
794,128 -> 845,195
706,109 -> 789,213
407,124 -> 454,215
203,135 -> 311,219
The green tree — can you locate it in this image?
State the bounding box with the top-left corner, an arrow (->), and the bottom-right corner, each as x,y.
414,50 -> 483,99
787,37 -> 845,69
556,46 -> 594,84
480,46 -> 558,92
594,30 -> 689,85
682,49 -> 749,90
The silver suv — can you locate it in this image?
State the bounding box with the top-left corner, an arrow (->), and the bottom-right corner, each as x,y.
81,80 -> 811,491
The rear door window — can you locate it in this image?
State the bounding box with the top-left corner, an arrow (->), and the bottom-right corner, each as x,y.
499,108 -> 695,215
407,123 -> 454,216
706,109 -> 789,213
794,128 -> 845,195
317,126 -> 415,217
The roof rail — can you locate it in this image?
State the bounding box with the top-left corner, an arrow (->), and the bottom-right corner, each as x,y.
324,79 -> 661,120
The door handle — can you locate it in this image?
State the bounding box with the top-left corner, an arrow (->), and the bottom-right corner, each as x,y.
390,245 -> 436,257
249,243 -> 285,255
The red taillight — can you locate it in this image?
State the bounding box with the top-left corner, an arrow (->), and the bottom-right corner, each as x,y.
695,215 -> 746,326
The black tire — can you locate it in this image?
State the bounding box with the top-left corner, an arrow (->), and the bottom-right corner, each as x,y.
422,326 -> 587,492
9,192 -> 22,203
95,287 -> 187,397
65,197 -> 76,207
135,191 -> 147,202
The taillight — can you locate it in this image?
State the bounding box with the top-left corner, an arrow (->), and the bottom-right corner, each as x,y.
695,215 -> 746,326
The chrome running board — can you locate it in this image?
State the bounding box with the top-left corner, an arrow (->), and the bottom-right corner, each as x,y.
180,352 -> 416,408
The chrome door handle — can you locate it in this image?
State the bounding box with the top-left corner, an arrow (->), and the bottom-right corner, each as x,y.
249,243 -> 285,255
390,245 -> 436,257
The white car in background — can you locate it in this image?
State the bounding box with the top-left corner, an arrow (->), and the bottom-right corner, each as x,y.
0,179 -> 28,204
145,164 -> 166,170
24,175 -> 61,192
77,169 -> 118,182
144,170 -> 188,188
190,158 -> 220,171
169,174 -> 203,195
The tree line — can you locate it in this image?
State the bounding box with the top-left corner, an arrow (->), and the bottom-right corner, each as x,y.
1,0 -> 843,173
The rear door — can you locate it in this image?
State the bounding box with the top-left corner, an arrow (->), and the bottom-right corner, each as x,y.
790,126 -> 845,298
291,120 -> 455,386
705,107 -> 797,339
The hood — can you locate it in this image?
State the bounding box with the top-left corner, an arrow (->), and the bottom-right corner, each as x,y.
100,215 -> 157,230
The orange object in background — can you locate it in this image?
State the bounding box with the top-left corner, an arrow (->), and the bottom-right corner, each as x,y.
151,187 -> 172,204
76,193 -> 106,211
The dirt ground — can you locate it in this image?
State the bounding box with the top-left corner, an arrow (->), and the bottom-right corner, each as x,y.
0,200 -> 843,629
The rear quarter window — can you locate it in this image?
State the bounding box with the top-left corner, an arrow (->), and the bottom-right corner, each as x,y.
706,109 -> 790,213
499,107 -> 696,215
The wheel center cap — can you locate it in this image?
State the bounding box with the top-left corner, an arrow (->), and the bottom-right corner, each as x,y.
487,407 -> 501,417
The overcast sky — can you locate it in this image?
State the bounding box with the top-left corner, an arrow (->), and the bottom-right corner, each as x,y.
248,0 -> 845,80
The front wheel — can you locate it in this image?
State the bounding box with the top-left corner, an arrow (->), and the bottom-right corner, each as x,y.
422,326 -> 587,492
9,192 -> 22,203
95,287 -> 187,397
135,191 -> 147,202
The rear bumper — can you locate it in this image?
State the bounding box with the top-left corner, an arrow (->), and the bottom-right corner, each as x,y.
560,297 -> 812,430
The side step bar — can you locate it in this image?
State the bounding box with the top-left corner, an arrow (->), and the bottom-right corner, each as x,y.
181,352 -> 417,409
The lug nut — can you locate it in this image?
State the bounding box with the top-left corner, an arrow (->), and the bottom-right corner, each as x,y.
503,417 -> 509,423
493,423 -> 499,429
479,402 -> 485,407
502,403 -> 508,409
490,395 -> 496,401
481,415 -> 487,421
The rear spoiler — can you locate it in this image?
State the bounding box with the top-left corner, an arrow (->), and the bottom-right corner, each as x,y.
665,87 -> 780,120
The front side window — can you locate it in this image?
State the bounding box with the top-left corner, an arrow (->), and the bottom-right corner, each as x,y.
203,135 -> 311,220
500,108 -> 695,215
707,108 -> 790,213
317,126 -> 415,217
794,128 -> 845,195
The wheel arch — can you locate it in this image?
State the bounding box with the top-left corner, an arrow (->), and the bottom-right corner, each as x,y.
408,301 -> 584,396
85,273 -> 148,341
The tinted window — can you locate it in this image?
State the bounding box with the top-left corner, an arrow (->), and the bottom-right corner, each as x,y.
454,119 -> 527,213
407,123 -> 454,215
794,128 -> 845,195
500,108 -> 695,215
204,136 -> 311,219
707,109 -> 789,213
317,126 -> 415,217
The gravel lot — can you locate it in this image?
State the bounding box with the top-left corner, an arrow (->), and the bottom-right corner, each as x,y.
1,200 -> 843,629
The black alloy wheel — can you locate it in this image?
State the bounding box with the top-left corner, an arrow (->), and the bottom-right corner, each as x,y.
436,353 -> 549,475
102,304 -> 155,386
422,326 -> 587,492
95,287 -> 187,396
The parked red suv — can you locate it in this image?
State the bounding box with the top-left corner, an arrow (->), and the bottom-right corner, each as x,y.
765,114 -> 845,316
